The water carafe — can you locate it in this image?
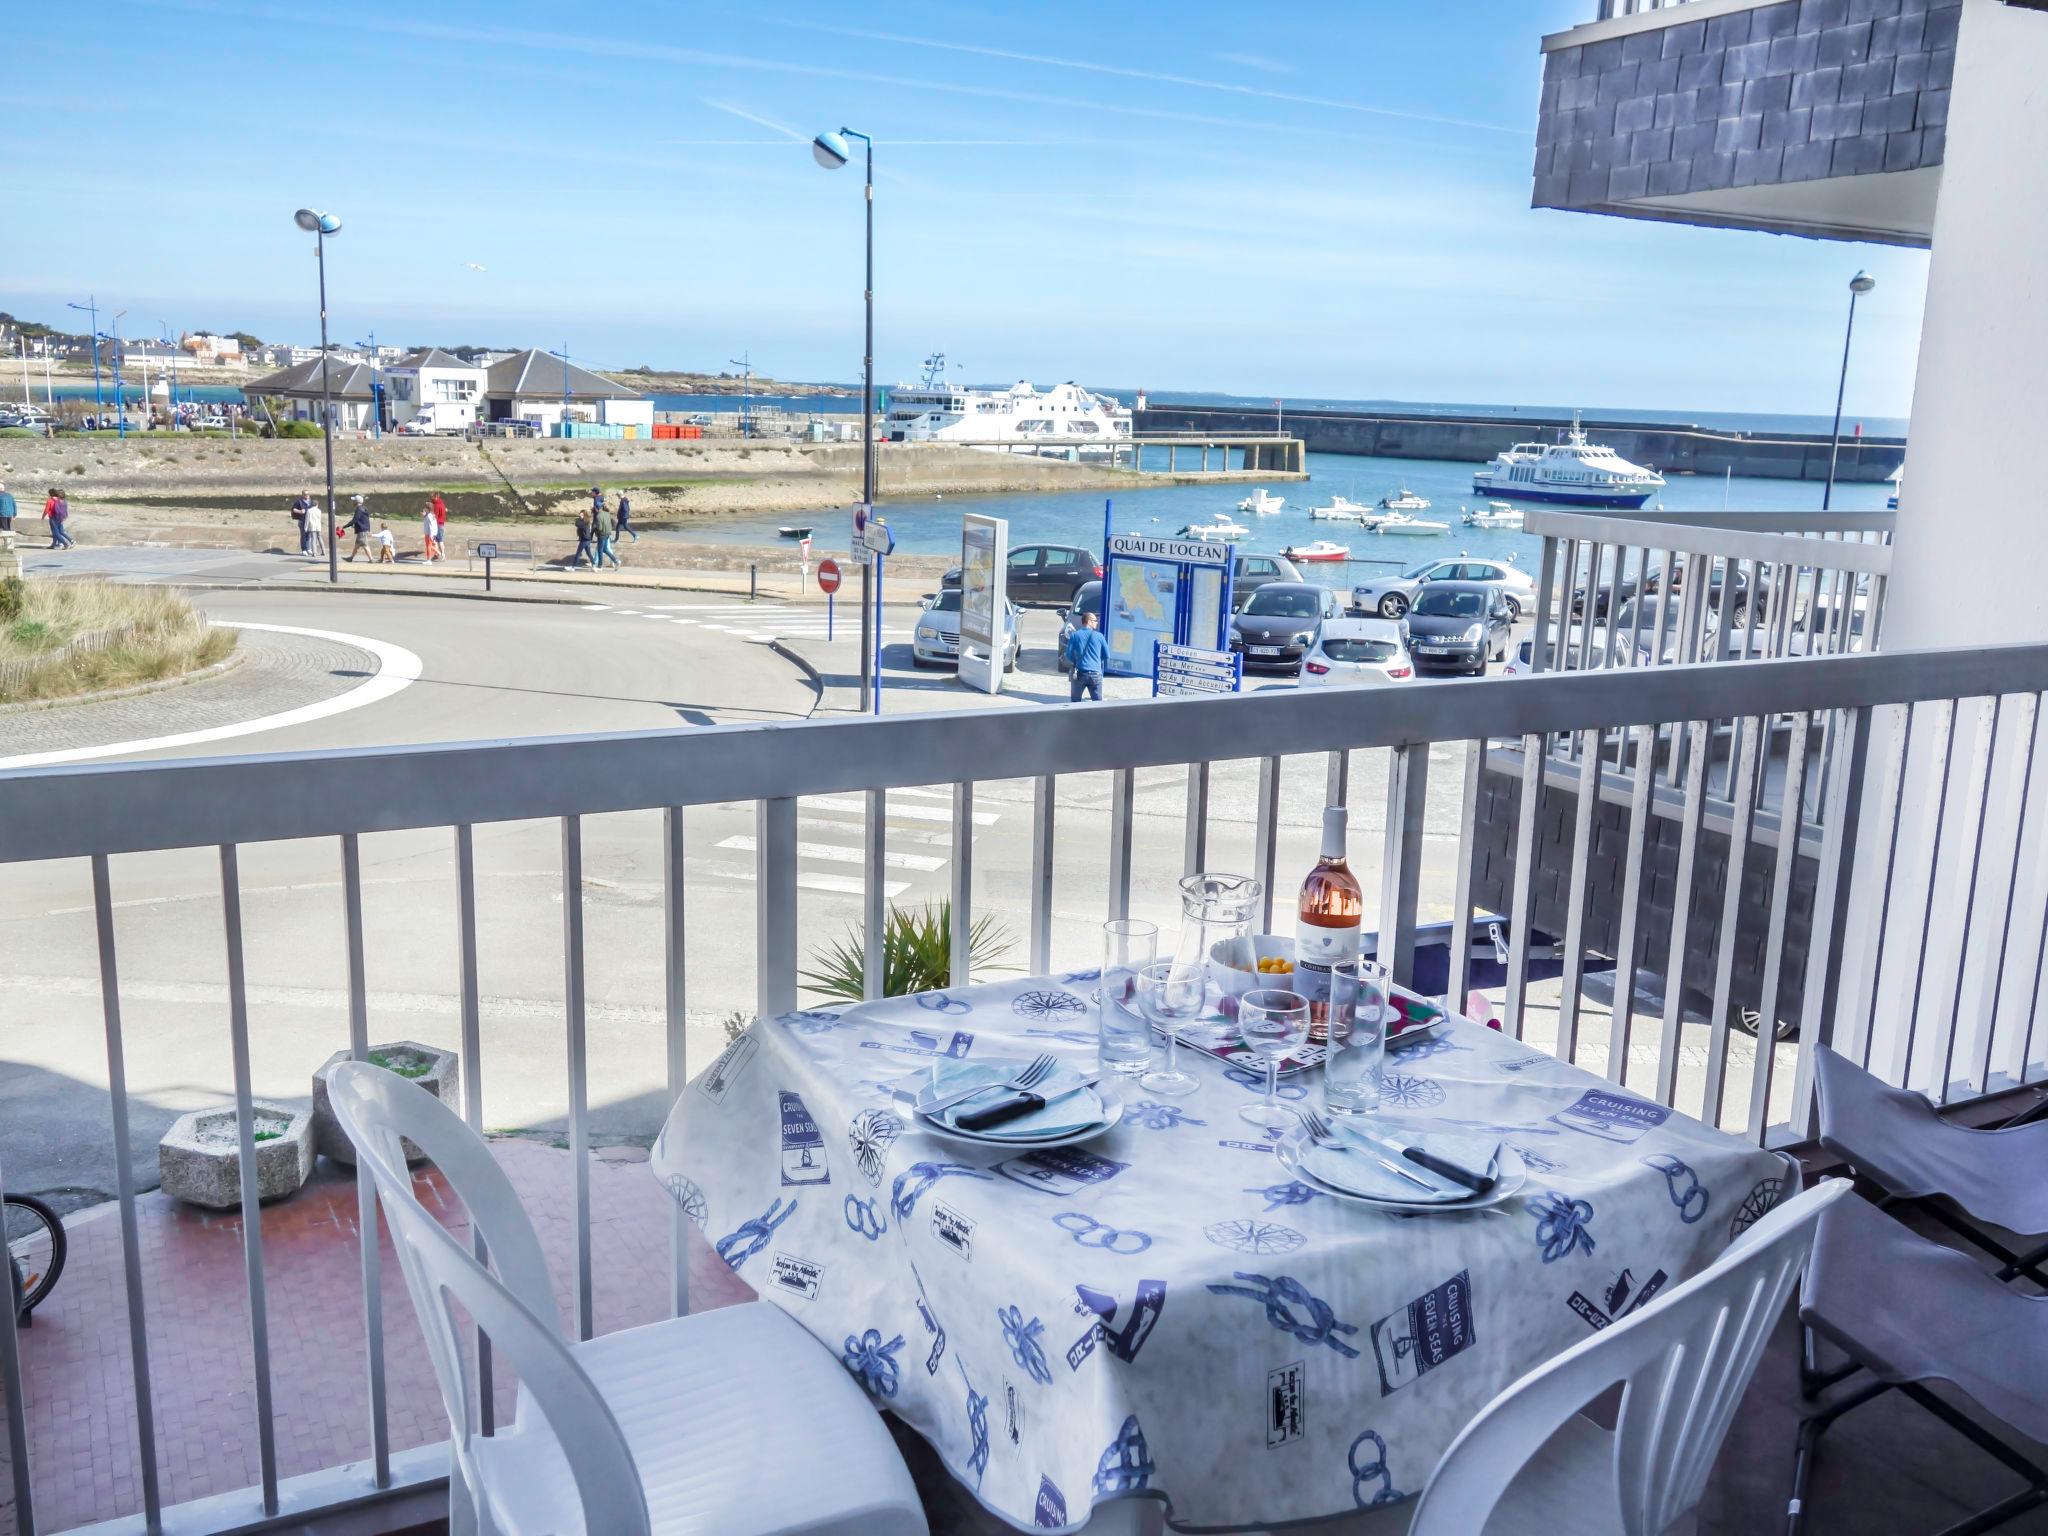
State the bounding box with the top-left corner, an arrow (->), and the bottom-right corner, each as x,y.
1163,872 -> 1263,1042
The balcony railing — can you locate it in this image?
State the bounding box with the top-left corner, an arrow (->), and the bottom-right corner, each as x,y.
2,635 -> 2044,1532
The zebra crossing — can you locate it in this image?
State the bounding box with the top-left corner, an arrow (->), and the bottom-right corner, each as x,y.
706,785 -> 996,902
580,600 -> 911,644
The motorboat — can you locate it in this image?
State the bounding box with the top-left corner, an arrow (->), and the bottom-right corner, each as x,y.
778,526 -> 814,540
1179,515 -> 1251,541
1371,511 -> 1450,536
1471,412 -> 1665,507
1237,489 -> 1286,515
1377,489 -> 1432,512
1460,501 -> 1525,530
1309,496 -> 1374,521
1282,540 -> 1351,563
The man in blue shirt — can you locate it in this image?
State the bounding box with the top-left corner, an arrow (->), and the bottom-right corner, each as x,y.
1063,610 -> 1107,701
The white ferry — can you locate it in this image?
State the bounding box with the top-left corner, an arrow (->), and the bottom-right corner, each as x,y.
882,352 -> 1132,458
1472,415 -> 1665,508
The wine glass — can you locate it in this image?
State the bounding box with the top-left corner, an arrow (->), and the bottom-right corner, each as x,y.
1236,988 -> 1311,1130
1136,961 -> 1199,1097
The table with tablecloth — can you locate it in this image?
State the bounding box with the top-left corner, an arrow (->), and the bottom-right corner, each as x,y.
657,972 -> 1792,1532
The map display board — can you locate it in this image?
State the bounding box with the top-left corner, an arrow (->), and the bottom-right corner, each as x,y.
1101,534 -> 1234,680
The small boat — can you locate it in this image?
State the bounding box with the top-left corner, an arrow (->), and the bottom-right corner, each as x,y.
778,525 -> 814,540
1377,488 -> 1432,512
1283,540 -> 1351,563
1372,511 -> 1450,536
1460,501 -> 1525,530
1236,489 -> 1286,515
1179,515 -> 1251,541
1309,496 -> 1373,522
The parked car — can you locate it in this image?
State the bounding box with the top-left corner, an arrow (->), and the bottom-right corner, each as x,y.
1574,561 -> 1763,622
1350,555 -> 1533,620
1056,580 -> 1103,674
1502,624 -> 1610,676
1300,617 -> 1413,687
1605,596 -> 1720,667
1228,581 -> 1342,673
941,543 -> 1102,607
1401,582 -> 1515,675
912,589 -> 1022,671
1231,552 -> 1304,609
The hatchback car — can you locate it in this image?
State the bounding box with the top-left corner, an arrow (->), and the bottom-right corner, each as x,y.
1231,552 -> 1304,609
1056,580 -> 1103,674
941,544 -> 1101,607
1401,582 -> 1515,675
1350,555 -> 1533,621
912,589 -> 1022,671
1228,582 -> 1342,673
1300,617 -> 1412,687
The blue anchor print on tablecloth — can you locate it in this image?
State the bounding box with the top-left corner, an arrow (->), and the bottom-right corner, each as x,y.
1060,967 -> 1103,984
843,1193 -> 888,1241
1012,988 -> 1087,1023
713,1197 -> 795,1271
914,990 -> 973,1015
1207,1272 -> 1362,1359
1126,1100 -> 1207,1131
1531,1191 -> 1597,1262
1205,1218 -> 1306,1256
1224,1064 -> 1308,1101
999,1303 -> 1055,1385
775,1008 -> 845,1036
1092,1414 -> 1155,1496
1642,1153 -> 1709,1224
960,1359 -> 991,1489
891,1160 -> 994,1221
1052,1211 -> 1152,1254
1379,1073 -> 1447,1109
1349,1429 -> 1405,1508
840,1328 -> 906,1399
1246,1180 -> 1326,1211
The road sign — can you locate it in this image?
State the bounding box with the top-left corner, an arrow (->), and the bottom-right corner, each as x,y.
861,517 -> 895,558
1109,533 -> 1231,567
817,558 -> 842,594
1153,642 -> 1241,698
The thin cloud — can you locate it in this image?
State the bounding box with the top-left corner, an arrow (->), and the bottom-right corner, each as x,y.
1212,51 -> 1295,76
703,98 -> 806,142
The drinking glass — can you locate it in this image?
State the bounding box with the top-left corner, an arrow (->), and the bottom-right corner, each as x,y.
1322,961 -> 1388,1117
1099,919 -> 1160,1077
1136,961 -> 1199,1097
1236,988 -> 1311,1129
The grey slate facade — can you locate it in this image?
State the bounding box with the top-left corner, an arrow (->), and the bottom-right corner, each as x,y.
1534,0 -> 1958,244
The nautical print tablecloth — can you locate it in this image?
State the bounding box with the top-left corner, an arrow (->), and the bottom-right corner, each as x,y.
654,973 -> 1793,1533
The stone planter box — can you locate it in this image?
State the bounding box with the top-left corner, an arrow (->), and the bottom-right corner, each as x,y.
311,1041 -> 461,1166
158,1102 -> 315,1209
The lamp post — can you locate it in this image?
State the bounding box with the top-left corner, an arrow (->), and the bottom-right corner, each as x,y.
357,332 -> 381,439
109,311 -> 127,439
729,352 -> 753,439
160,323 -> 177,423
67,298 -> 103,418
812,126 -> 876,712
1823,270 -> 1876,512
295,207 -> 342,585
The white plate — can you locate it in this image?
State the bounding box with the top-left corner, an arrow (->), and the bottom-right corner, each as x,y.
916,1087 -> 1124,1150
1276,1133 -> 1527,1212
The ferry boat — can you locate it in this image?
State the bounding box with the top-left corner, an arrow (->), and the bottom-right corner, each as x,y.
1237,488 -> 1285,515
1471,415 -> 1665,507
883,352 -> 1132,458
1283,539 -> 1351,563
1310,495 -> 1374,521
1377,489 -> 1432,512
1460,502 -> 1524,530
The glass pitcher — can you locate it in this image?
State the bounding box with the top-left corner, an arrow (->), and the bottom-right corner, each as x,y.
1163,872 -> 1264,1044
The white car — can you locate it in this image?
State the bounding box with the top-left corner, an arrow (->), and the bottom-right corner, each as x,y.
912,589 -> 1022,671
1299,617 -> 1413,687
1349,555 -> 1535,621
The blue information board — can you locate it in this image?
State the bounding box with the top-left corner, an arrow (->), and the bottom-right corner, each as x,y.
1100,534 -> 1235,680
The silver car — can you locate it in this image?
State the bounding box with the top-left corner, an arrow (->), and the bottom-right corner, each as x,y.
1349,555 -> 1535,621
912,589 -> 1022,671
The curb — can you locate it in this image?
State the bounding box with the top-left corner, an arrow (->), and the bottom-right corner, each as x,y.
0,643 -> 249,717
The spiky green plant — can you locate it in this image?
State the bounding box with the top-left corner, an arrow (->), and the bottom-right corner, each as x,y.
801,901 -> 1014,1001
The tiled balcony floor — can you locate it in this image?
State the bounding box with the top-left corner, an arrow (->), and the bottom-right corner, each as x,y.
4,1143 -> 2044,1535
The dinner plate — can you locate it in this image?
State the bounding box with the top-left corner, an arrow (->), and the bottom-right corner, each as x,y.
916,1088 -> 1124,1150
1276,1131 -> 1528,1212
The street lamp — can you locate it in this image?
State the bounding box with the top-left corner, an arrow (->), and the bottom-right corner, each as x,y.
812,126 -> 877,711
109,310 -> 127,440
1823,270 -> 1877,512
66,298 -> 103,417
295,207 -> 343,585
160,323 -> 178,421
356,332 -> 382,439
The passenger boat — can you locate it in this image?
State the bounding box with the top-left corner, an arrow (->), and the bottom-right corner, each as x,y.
1377,489 -> 1432,512
883,351 -> 1131,460
1309,496 -> 1373,521
1237,489 -> 1286,515
1471,413 -> 1664,507
1283,540 -> 1351,563
1460,502 -> 1524,529
1371,511 -> 1450,536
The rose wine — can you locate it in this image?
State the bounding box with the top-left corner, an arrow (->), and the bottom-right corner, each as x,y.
1296,806 -> 1363,1032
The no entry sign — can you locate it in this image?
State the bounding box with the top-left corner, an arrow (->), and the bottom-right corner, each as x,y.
817,558 -> 843,594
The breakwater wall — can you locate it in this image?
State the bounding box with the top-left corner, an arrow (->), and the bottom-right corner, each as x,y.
1134,405 -> 1905,483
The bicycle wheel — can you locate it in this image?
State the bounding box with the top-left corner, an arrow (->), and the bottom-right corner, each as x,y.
6,1194 -> 66,1316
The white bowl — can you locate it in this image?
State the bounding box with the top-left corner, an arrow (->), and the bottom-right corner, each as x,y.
1209,934 -> 1297,1001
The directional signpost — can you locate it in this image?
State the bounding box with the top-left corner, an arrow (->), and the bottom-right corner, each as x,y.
475,541 -> 499,592
1153,642 -> 1242,697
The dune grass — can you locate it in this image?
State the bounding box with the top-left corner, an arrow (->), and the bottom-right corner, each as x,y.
0,578 -> 235,703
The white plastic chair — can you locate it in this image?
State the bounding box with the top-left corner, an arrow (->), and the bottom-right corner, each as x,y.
325,1060 -> 927,1536
1409,1176 -> 1850,1536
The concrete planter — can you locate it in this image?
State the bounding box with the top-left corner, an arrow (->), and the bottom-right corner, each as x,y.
311,1041 -> 461,1166
158,1102 -> 315,1210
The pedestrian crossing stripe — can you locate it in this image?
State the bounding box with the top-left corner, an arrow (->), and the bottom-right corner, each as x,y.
808,794 -> 999,825
715,836 -> 947,872
689,858 -> 908,900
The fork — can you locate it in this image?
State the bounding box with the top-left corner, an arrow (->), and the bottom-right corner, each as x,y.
918,1053 -> 1059,1116
1299,1107 -> 1440,1193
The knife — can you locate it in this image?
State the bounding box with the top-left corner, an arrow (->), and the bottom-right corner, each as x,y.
954,1078 -> 1099,1133
1340,1127 -> 1499,1193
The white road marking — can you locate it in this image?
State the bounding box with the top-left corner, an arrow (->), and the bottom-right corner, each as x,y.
807,794 -> 999,825
0,622 -> 424,771
886,786 -> 956,803
796,812 -> 954,846
715,835 -> 947,872
687,858 -> 908,898
581,603 -> 612,610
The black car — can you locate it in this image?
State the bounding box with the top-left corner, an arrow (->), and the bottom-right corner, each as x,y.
1231,552 -> 1304,610
941,543 -> 1102,607
1228,582 -> 1341,673
1401,581 -> 1515,675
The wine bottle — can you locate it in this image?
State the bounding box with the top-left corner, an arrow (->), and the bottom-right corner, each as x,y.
1296,806 -> 1363,1032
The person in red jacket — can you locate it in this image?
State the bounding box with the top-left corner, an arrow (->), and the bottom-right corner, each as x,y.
431,491 -> 448,559
43,488 -> 74,550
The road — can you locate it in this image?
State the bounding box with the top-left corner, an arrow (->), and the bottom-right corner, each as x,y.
1,549 -> 1488,1210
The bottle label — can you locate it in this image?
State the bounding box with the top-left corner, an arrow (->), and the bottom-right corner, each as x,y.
1295,921 -> 1361,970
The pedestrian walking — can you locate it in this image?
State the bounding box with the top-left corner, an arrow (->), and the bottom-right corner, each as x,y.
0,480 -> 17,534
290,489 -> 317,557
374,522 -> 397,563
346,495 -> 374,561
421,503 -> 441,562
590,485 -> 605,515
616,491 -> 637,541
43,487 -> 75,550
1063,609 -> 1107,702
431,491 -> 449,556
593,499 -> 621,569
571,509 -> 595,567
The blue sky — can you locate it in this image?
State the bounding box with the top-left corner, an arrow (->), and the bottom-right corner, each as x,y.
1,1 -> 1926,418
